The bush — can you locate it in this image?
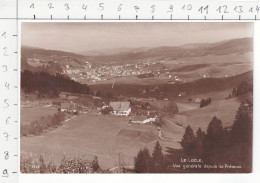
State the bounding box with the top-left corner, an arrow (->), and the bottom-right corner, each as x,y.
21,112 -> 65,137
153,115 -> 164,127
200,98 -> 212,108
21,155 -> 107,173
101,106 -> 113,115
90,156 -> 100,172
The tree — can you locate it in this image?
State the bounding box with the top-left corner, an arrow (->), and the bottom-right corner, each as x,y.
200,98 -> 212,108
165,101 -> 178,116
236,81 -> 252,96
106,92 -> 113,99
96,90 -> 101,97
231,100 -> 253,145
229,81 -> 252,98
208,98 -> 212,104
206,116 -> 224,147
202,116 -> 224,159
181,125 -> 197,155
145,86 -> 149,93
91,156 -> 100,172
200,99 -> 205,108
21,70 -> 91,98
195,128 -> 205,156
151,141 -> 166,173
232,87 -> 237,97
101,106 -> 113,115
39,155 -> 47,173
134,148 -> 152,173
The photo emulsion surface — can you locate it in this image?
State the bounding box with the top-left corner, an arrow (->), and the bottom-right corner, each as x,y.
20,23 -> 253,173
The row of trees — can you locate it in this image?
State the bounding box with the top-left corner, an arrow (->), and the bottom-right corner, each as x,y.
200,98 -> 212,108
21,56 -> 63,75
21,112 -> 65,136
21,155 -> 105,173
229,81 -> 253,98
93,90 -> 114,99
21,70 -> 90,98
134,141 -> 167,173
181,117 -> 227,158
181,100 -> 252,170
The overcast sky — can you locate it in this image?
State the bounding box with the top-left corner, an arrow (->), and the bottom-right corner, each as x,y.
21,23 -> 253,53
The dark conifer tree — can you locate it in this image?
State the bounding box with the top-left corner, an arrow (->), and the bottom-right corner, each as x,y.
196,128 -> 206,156
202,116 -> 224,160
151,141 -> 166,173
181,125 -> 197,155
231,100 -> 253,145
134,148 -> 152,173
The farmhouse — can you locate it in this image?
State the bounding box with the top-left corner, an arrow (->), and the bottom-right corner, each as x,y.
109,101 -> 131,116
60,102 -> 77,113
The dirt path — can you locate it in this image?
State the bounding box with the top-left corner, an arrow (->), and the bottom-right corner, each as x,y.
63,115 -> 77,123
164,118 -> 184,129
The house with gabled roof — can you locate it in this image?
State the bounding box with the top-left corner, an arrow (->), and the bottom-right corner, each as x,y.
109,101 -> 131,116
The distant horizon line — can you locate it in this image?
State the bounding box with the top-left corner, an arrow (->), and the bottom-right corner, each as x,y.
21,36 -> 253,55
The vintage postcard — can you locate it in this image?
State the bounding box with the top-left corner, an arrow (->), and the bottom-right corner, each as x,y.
20,23 -> 253,173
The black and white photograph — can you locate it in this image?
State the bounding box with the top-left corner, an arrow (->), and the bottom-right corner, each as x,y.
20,22 -> 253,173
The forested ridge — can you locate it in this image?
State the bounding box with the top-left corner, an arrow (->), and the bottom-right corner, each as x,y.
21,70 -> 90,98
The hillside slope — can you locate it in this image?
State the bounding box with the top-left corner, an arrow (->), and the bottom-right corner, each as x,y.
86,38 -> 253,65
90,70 -> 253,99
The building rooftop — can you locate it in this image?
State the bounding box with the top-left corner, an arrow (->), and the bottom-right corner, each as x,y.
109,101 -> 130,111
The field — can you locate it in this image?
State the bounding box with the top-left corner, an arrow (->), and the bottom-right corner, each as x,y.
164,53 -> 253,82
21,106 -> 58,125
177,97 -> 243,131
21,96 -> 243,169
176,102 -> 199,113
21,113 -> 183,169
20,94 -> 250,170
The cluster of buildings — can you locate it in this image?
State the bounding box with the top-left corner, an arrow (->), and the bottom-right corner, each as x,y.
63,60 -> 170,83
